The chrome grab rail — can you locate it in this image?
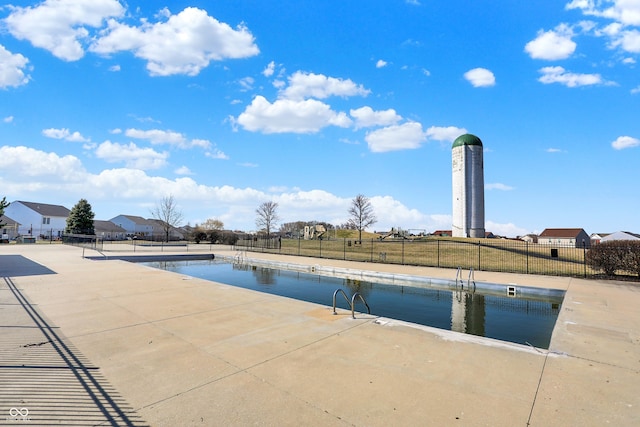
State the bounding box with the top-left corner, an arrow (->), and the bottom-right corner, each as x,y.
234,251 -> 246,264
333,288 -> 371,319
351,292 -> 371,319
332,289 -> 350,315
467,267 -> 476,293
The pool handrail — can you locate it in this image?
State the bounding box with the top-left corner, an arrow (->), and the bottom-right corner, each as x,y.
351,292 -> 371,319
468,267 -> 476,293
332,289 -> 351,315
332,288 -> 371,319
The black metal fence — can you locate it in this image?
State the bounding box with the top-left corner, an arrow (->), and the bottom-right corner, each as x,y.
235,237 -> 595,278
62,234 -> 100,250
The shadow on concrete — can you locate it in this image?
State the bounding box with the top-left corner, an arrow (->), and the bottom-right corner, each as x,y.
0,276 -> 147,426
0,255 -> 56,277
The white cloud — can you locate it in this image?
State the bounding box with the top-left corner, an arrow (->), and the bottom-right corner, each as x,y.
90,7 -> 259,76
350,106 -> 402,129
42,127 -> 89,142
631,85 -> 640,94
611,135 -> 640,149
463,68 -> 496,87
205,148 -> 230,160
3,116 -> 14,123
425,126 -> 467,142
95,141 -> 168,169
0,145 -> 87,181
109,64 -> 120,72
567,0 -> 640,26
262,60 -> 275,77
125,128 -> 184,144
280,71 -> 370,100
174,166 -> 193,175
238,76 -> 255,91
537,66 -> 604,86
0,144 -> 472,233
236,96 -> 352,134
376,59 -> 388,68
5,0 -> 125,61
0,44 -> 30,89
546,147 -> 566,153
365,122 -> 426,153
609,28 -> 640,53
485,221 -> 529,238
124,128 -> 211,149
525,24 -> 577,60
485,183 -> 514,191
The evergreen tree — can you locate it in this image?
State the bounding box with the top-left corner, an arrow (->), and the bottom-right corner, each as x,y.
0,197 -> 9,228
66,199 -> 95,235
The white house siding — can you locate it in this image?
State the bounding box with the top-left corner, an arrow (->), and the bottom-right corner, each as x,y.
109,215 -> 154,237
538,229 -> 590,248
4,202 -> 67,239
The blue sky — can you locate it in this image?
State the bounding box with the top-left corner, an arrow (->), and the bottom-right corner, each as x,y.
1,0 -> 639,236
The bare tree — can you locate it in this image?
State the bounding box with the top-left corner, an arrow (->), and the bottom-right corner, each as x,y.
347,194 -> 377,242
201,218 -> 224,243
150,194 -> 184,242
255,201 -> 280,237
201,218 -> 224,231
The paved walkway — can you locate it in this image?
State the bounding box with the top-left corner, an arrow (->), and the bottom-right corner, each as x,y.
1,244 -> 639,426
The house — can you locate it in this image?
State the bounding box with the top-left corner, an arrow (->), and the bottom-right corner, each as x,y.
94,220 -> 127,240
600,231 -> 640,243
432,230 -> 452,237
4,201 -> 71,240
109,215 -> 157,239
590,233 -> 610,245
519,234 -> 538,244
148,219 -> 185,241
538,228 -> 590,248
109,215 -> 185,241
0,215 -> 20,242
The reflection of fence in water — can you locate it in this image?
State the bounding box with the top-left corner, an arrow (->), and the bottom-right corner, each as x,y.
483,295 -> 561,316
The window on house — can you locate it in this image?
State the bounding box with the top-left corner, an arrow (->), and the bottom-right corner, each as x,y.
42,217 -> 50,225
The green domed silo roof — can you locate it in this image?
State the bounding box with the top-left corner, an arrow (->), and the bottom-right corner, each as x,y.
452,134 -> 482,149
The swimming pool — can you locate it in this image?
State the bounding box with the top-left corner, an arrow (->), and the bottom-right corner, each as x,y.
141,258 -> 563,348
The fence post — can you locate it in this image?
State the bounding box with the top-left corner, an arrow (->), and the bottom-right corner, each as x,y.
343,238 -> 346,260
437,240 -> 440,268
526,241 -> 529,274
478,240 -> 481,271
370,238 -> 374,262
401,238 -> 405,265
319,238 -> 322,258
583,240 -> 587,278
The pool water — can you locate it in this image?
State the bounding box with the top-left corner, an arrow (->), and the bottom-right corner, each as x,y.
142,259 -> 562,348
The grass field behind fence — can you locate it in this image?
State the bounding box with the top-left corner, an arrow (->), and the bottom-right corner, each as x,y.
236,237 -> 595,278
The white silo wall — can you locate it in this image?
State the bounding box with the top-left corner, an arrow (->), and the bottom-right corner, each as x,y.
452,144 -> 485,238
467,144 -> 485,238
451,145 -> 466,237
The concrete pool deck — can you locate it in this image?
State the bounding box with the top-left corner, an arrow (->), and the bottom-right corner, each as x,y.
0,244 -> 638,426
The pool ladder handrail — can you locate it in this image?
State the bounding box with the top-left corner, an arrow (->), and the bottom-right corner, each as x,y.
455,267 -> 476,293
234,250 -> 246,265
332,288 -> 371,319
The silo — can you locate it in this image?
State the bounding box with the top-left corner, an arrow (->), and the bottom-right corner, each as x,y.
452,134 -> 485,238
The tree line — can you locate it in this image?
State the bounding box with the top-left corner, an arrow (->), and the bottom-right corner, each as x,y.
1,193 -> 377,244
